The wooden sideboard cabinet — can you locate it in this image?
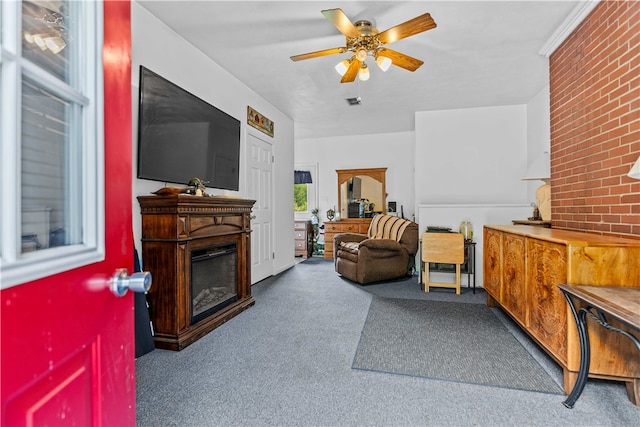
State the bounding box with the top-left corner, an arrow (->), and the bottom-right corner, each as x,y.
484,225 -> 640,403
295,220 -> 313,258
323,218 -> 372,259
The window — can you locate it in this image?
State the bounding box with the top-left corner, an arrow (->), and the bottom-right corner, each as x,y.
294,183 -> 309,213
293,165 -> 318,221
0,1 -> 103,289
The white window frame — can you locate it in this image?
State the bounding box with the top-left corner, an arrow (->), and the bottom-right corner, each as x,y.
0,1 -> 104,289
294,163 -> 319,221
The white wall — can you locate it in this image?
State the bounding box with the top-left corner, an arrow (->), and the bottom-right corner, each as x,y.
295,131 -> 416,223
415,104 -> 529,206
525,85 -> 552,203
414,105 -> 531,288
131,3 -> 295,276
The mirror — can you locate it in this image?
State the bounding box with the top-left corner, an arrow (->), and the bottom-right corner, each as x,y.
337,168 -> 386,219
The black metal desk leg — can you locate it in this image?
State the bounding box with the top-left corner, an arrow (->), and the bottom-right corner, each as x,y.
562,292 -> 591,409
472,269 -> 476,294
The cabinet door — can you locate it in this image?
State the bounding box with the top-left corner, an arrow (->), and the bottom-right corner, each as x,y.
527,238 -> 568,363
502,233 -> 527,324
483,228 -> 502,301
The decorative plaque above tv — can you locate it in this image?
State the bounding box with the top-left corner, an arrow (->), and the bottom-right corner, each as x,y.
247,106 -> 274,138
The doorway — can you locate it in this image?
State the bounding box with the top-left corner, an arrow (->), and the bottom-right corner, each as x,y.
246,132 -> 274,283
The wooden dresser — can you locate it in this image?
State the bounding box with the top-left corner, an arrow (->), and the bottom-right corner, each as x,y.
483,225 -> 640,400
294,220 -> 313,258
323,218 -> 372,259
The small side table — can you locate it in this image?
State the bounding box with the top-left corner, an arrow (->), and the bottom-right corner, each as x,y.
419,237 -> 476,293
463,240 -> 476,293
558,284 -> 640,408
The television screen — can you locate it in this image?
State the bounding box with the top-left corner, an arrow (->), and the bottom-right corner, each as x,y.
137,66 -> 240,190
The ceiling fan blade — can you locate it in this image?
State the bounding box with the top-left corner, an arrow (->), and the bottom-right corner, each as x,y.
378,48 -> 424,71
377,13 -> 436,45
290,47 -> 346,62
341,59 -> 361,83
322,8 -> 360,38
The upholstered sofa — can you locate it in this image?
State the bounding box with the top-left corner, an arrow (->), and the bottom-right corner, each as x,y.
334,214 -> 419,284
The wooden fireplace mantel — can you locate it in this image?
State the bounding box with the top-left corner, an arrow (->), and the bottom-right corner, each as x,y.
138,195 -> 256,350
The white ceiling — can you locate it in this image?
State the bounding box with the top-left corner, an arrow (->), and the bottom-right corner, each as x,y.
136,1 -> 580,139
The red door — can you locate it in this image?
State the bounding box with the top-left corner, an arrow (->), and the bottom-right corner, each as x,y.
1,2 -> 135,426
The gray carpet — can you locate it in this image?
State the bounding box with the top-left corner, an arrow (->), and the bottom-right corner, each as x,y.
136,258 -> 640,426
353,297 -> 563,394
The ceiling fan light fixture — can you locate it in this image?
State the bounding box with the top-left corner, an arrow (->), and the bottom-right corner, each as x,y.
291,8 -> 437,83
355,47 -> 368,62
375,55 -> 392,72
358,63 -> 370,81
335,58 -> 351,76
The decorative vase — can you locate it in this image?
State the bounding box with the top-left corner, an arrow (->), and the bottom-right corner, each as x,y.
459,220 -> 473,241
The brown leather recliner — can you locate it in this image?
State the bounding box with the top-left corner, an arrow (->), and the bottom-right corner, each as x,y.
334,214 -> 419,284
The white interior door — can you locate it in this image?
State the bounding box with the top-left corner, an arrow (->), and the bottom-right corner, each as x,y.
247,132 -> 273,283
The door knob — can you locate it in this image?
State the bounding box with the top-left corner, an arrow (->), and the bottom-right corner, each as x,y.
251,215 -> 257,220
110,268 -> 152,297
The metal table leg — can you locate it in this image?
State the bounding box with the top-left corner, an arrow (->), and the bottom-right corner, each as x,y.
562,291 -> 591,409
561,290 -> 640,408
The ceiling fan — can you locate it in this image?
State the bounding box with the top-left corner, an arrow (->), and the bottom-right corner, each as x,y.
290,8 -> 437,83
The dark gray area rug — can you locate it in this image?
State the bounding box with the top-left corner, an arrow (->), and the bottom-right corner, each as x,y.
352,297 -> 563,394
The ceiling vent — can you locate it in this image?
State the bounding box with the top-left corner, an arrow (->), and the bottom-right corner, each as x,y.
346,96 -> 362,106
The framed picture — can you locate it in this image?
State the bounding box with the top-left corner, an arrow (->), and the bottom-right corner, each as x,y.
247,106 -> 274,137
388,201 -> 397,213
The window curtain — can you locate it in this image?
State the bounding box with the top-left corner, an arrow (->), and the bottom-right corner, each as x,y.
294,170 -> 313,184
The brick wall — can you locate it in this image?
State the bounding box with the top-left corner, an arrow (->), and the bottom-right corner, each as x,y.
549,0 -> 639,238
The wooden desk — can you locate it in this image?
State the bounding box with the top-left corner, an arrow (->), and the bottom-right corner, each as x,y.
558,285 -> 640,408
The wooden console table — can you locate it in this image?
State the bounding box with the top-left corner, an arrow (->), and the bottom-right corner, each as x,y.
483,225 -> 640,400
558,285 -> 640,408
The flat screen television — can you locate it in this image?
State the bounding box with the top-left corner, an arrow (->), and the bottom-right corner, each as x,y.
137,66 -> 240,190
